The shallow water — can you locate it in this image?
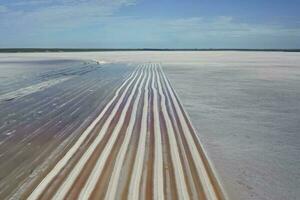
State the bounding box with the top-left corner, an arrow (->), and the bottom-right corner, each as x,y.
0,58 -> 133,199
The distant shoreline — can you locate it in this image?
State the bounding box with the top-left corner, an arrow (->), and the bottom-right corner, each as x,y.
0,48 -> 300,53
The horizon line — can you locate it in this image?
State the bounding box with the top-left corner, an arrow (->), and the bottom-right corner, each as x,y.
0,48 -> 300,53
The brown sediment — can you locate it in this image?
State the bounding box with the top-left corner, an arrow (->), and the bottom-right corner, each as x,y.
158,70 -> 196,199
17,81 -> 108,199
159,65 -> 226,200
157,66 -> 206,199
22,63 -> 225,200
119,83 -> 146,199
143,65 -> 155,200
159,110 -> 178,200
89,68 -> 146,200
20,66 -> 141,200
65,69 -> 142,200
65,66 -> 145,200
87,97 -> 134,199
154,67 -> 178,200
0,83 -> 99,180
121,65 -> 151,200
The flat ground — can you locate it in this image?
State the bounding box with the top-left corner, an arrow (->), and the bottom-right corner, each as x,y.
0,51 -> 299,200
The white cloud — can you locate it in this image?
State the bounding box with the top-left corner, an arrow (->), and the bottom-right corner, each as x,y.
92,16 -> 300,48
0,1 -> 299,48
102,16 -> 300,37
0,0 -> 136,29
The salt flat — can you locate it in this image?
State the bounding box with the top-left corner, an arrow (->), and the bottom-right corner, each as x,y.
0,51 -> 299,200
162,52 -> 300,200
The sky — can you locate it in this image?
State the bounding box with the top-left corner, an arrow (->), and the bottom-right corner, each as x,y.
0,0 -> 300,48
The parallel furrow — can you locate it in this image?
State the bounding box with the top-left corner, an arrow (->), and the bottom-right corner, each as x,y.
77,66 -> 146,199
26,63 -> 224,200
127,65 -> 151,200
52,65 -> 145,199
158,64 -> 223,200
27,65 -> 142,200
152,64 -> 165,200
155,65 -> 190,200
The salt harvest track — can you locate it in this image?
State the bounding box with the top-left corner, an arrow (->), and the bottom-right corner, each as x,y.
25,63 -> 224,200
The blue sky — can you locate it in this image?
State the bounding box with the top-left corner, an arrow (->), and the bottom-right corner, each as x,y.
0,0 -> 300,48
